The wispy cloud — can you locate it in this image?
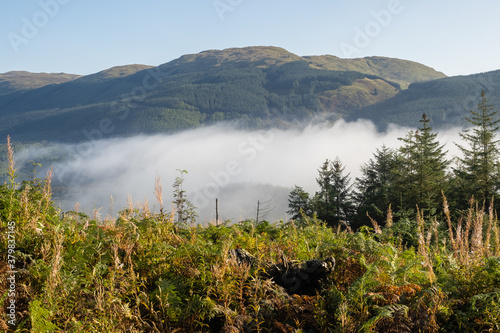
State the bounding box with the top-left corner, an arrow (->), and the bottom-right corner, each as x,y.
16,119 -> 463,222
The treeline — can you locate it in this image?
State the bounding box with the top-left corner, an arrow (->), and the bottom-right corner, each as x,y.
289,91 -> 500,240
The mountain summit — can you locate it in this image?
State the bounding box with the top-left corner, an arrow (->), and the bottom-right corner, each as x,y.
0,46 -> 484,143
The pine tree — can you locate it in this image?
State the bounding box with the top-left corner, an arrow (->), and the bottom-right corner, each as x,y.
354,145 -> 396,229
454,91 -> 500,205
396,114 -> 448,213
287,185 -> 313,221
313,157 -> 354,227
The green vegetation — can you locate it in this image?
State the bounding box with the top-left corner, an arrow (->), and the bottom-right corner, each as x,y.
2,92 -> 500,332
1,142 -> 500,332
0,46 -> 447,142
304,55 -> 446,90
350,70 -> 500,128
0,72 -> 80,96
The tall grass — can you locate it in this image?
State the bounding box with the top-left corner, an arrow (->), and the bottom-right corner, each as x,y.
1,142 -> 500,332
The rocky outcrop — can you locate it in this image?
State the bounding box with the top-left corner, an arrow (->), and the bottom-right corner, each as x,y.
229,248 -> 335,295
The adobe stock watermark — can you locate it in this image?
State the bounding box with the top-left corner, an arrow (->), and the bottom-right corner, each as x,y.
339,0 -> 410,58
7,0 -> 72,53
6,221 -> 18,327
53,66 -> 169,183
192,129 -> 275,209
213,0 -> 244,21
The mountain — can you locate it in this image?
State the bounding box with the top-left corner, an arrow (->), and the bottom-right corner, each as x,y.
349,70 -> 500,129
0,71 -> 81,96
304,55 -> 446,89
73,64 -> 154,83
0,46 -> 447,143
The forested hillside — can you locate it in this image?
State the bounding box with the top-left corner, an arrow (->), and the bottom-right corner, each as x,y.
350,70 -> 500,128
0,47 -> 446,142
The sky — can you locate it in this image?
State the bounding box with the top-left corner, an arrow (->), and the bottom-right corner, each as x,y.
1,0 -> 499,77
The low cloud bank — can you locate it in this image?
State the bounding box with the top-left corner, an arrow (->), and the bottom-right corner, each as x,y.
16,119 -> 463,222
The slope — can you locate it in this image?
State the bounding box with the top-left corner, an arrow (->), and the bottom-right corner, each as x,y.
305,55 -> 446,89
349,70 -> 500,128
0,71 -> 81,96
0,46 -> 446,142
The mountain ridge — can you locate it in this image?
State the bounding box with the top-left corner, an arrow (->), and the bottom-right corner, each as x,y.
0,46 -> 490,143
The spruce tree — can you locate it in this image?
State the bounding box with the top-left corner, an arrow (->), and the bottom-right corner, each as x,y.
287,185 -> 312,220
313,157 -> 354,227
354,145 -> 396,229
396,114 -> 448,213
454,91 -> 500,206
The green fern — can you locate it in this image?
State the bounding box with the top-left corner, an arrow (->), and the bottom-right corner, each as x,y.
359,304 -> 409,332
29,299 -> 59,333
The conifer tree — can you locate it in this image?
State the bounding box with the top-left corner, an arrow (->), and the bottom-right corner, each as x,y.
287,185 -> 312,220
354,145 -> 396,229
313,157 -> 354,227
396,114 -> 448,213
454,91 -> 500,205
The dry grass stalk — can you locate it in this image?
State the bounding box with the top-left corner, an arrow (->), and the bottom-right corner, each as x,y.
425,219 -> 433,249
111,239 -> 122,270
484,199 -> 494,256
494,222 -> 500,256
127,194 -> 134,211
92,207 -> 103,221
416,208 -> 426,257
367,213 -> 382,234
442,192 -> 457,252
109,194 -> 114,217
386,204 -> 393,228
432,217 -> 439,253
5,136 -> 17,223
463,200 -> 474,256
416,208 -> 435,283
47,231 -> 65,295
456,217 -> 464,262
6,135 -> 16,184
471,202 -> 484,256
141,199 -> 151,218
154,173 -> 164,214
34,168 -> 54,229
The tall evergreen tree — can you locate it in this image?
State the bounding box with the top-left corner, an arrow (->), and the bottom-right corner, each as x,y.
396,114 -> 448,213
354,145 -> 396,229
287,185 -> 313,220
313,157 -> 354,227
454,91 -> 500,205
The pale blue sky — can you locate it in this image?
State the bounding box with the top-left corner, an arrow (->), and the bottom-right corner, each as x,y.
1,0 -> 499,76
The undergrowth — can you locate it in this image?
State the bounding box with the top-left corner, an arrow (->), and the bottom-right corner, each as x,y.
1,137 -> 500,332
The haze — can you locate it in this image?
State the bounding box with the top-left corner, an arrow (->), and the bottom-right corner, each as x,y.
16,119 -> 463,223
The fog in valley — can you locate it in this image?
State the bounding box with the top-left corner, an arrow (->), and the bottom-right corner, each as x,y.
16,119 -> 464,223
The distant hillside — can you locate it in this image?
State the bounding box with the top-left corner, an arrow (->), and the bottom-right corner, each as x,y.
0,46 -> 448,142
304,55 -> 446,89
0,71 -> 80,96
349,70 -> 500,128
74,64 -> 154,83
